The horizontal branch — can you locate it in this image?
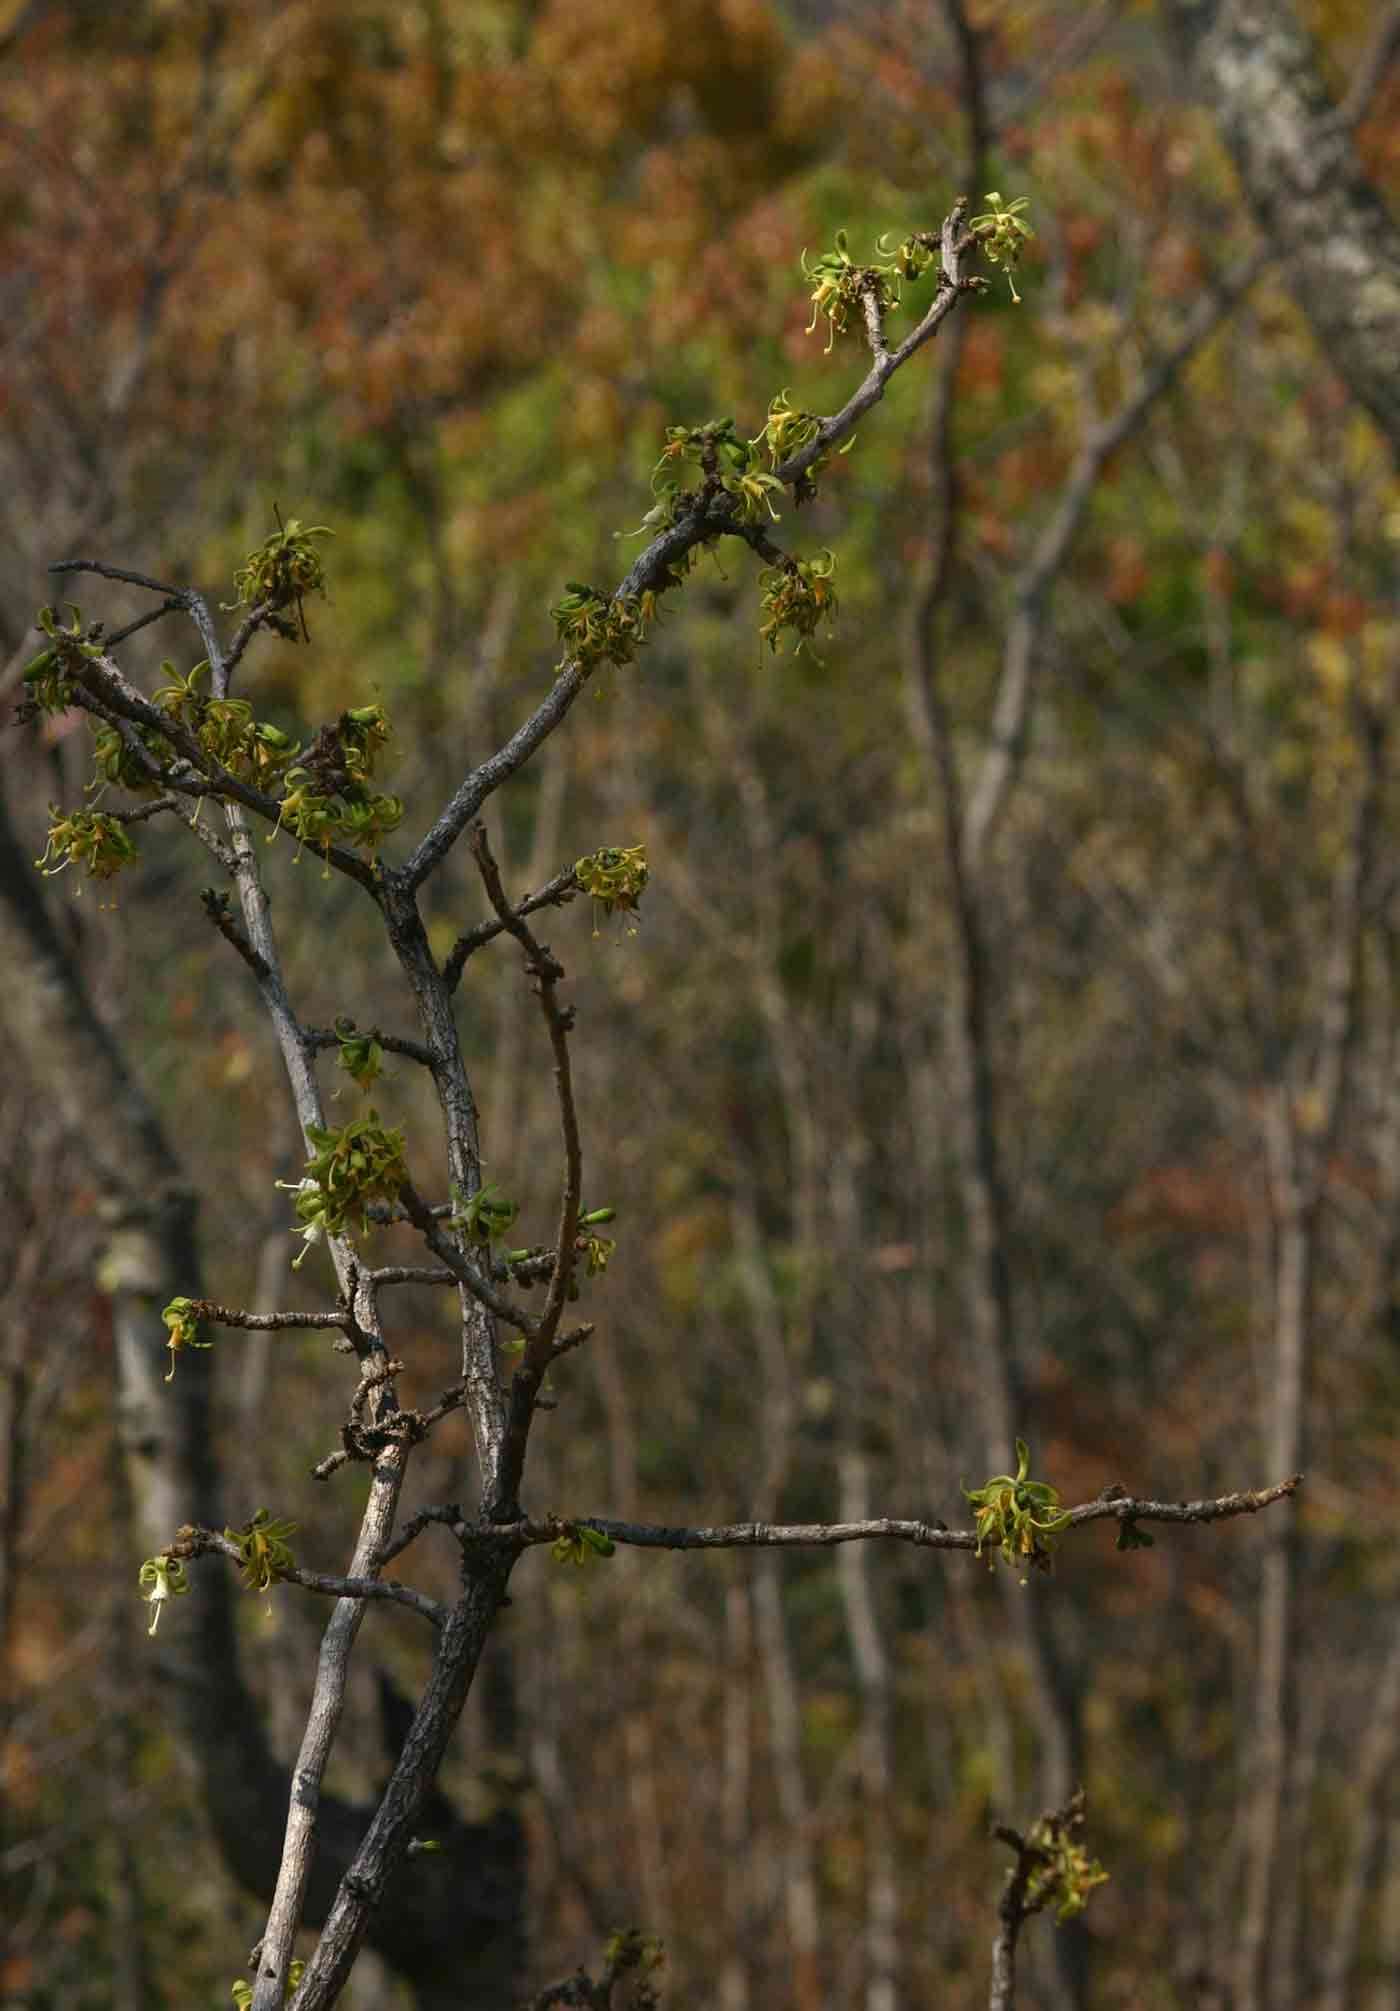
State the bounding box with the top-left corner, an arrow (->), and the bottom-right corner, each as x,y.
175,1299 -> 351,1334
176,1527 -> 446,1625
305,1024 -> 437,1071
483,1476 -> 1301,1559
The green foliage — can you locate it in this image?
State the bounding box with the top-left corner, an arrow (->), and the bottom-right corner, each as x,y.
550,1520 -> 616,1566
161,1297 -> 213,1383
137,1552 -> 189,1636
224,1508 -> 298,1595
963,1439 -> 1072,1577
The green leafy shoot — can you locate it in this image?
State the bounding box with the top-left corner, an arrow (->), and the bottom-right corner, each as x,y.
551,1520 -> 616,1567
333,1017 -> 384,1092
963,1438 -> 1072,1577
449,1181 -> 519,1246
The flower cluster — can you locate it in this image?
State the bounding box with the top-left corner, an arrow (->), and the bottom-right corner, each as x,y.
757,551 -> 838,656
272,706 -> 403,858
1024,1803 -> 1110,1923
152,658 -> 302,786
550,583 -> 651,671
279,1109 -> 409,1257
801,230 -> 902,351
229,518 -> 332,613
36,806 -> 139,884
969,192 -> 1034,302
963,1439 -> 1072,1577
225,1508 -> 298,1595
574,844 -> 648,930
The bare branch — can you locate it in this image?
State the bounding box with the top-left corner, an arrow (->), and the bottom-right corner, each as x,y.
175,1527 -> 446,1627
443,864 -> 581,989
491,1477 -> 1301,1559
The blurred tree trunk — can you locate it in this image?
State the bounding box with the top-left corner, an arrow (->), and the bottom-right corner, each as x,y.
1165,0 -> 1400,455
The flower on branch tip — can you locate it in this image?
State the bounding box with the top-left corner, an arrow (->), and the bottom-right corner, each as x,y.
162,1297 -> 213,1381
757,550 -> 838,658
574,844 -> 648,935
138,1552 -> 189,1635
228,518 -> 332,615
969,192 -> 1033,303
550,1520 -> 616,1566
225,1507 -> 298,1595
36,806 -> 138,887
963,1437 -> 1071,1577
449,1180 -> 519,1246
1024,1807 -> 1110,1924
232,1962 -> 303,2008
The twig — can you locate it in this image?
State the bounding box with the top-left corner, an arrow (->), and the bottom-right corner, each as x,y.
468,822 -> 583,1509
471,1477 -> 1302,1558
173,1527 -> 445,1627
443,865 -> 581,989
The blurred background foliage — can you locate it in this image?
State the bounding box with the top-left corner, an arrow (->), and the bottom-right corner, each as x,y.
3,1 -> 1400,2007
